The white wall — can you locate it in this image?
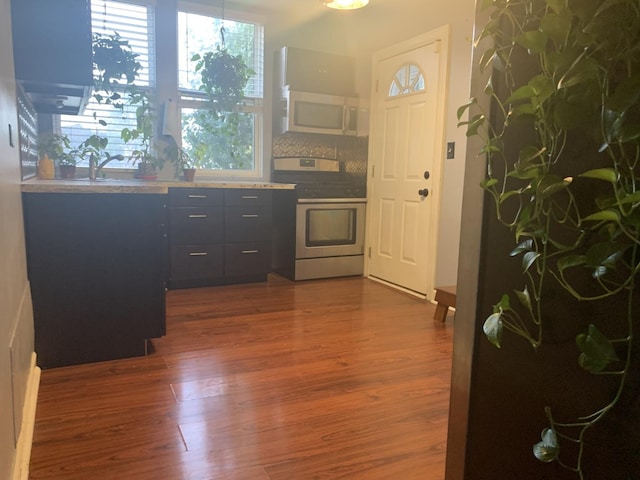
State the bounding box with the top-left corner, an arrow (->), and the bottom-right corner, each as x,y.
265,0 -> 476,286
0,0 -> 36,478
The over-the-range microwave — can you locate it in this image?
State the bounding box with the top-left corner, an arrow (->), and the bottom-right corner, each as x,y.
275,87 -> 364,136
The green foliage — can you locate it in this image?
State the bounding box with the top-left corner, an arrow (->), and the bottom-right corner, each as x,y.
192,48 -> 254,114
77,134 -> 124,179
38,133 -> 75,165
460,0 -> 640,477
533,428 -> 560,463
182,108 -> 253,170
92,32 -> 142,108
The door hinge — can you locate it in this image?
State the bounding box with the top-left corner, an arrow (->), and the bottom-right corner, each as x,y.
368,246 -> 372,258
371,164 -> 375,178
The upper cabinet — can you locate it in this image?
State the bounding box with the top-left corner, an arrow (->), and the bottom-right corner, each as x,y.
275,46 -> 356,97
11,0 -> 93,115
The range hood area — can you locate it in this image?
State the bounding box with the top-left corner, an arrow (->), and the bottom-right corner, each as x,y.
273,47 -> 368,137
11,0 -> 93,115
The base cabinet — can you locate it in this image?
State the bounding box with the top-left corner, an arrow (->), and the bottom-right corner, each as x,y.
168,188 -> 272,288
22,192 -> 167,368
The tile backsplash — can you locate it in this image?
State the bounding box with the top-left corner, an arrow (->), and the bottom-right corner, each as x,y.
272,132 -> 368,183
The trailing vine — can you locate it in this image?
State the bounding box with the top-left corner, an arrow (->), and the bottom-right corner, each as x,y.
458,0 -> 640,477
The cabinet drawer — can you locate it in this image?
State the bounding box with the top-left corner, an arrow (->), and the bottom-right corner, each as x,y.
225,242 -> 271,277
169,188 -> 223,207
225,189 -> 272,207
170,245 -> 223,280
225,206 -> 272,243
170,207 -> 223,245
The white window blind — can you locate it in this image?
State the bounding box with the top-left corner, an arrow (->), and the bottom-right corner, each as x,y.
60,0 -> 155,168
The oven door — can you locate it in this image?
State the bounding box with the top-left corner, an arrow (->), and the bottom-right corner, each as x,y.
296,199 -> 366,259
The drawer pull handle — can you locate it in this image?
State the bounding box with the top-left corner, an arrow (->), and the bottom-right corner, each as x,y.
189,252 -> 208,256
242,195 -> 259,199
242,250 -> 259,254
188,194 -> 207,199
242,214 -> 259,218
188,214 -> 208,218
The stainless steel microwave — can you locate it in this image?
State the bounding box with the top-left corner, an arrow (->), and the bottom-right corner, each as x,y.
275,87 -> 359,136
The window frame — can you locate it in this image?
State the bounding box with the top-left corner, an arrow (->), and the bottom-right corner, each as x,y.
59,0 -> 157,170
174,1 -> 265,179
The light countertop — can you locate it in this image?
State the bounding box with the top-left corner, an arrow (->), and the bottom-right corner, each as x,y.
21,178 -> 296,194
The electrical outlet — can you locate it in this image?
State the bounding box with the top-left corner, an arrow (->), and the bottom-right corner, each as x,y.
446,142 -> 455,159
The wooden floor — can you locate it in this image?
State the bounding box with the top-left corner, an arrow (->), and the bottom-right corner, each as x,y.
29,275 -> 454,479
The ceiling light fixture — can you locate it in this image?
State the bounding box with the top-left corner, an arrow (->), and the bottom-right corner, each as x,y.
322,0 -> 369,10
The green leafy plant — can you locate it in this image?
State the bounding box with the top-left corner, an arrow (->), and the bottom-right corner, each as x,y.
192,47 -> 254,114
38,133 -> 74,165
458,0 -> 640,477
78,134 -> 124,180
121,89 -> 158,169
92,32 -> 142,112
187,47 -> 254,170
163,142 -> 193,176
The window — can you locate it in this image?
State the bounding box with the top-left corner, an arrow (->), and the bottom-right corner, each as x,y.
60,0 -> 155,169
177,2 -> 264,175
389,63 -> 425,97
55,0 -> 264,177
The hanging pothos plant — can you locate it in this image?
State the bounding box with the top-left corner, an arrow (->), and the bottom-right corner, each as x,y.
191,46 -> 254,114
458,0 -> 639,478
92,32 -> 142,111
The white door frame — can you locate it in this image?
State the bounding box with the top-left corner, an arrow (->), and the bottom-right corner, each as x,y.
364,25 -> 451,300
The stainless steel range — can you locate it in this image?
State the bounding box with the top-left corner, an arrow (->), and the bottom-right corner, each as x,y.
272,157 -> 367,281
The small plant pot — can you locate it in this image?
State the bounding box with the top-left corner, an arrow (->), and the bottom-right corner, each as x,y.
136,162 -> 157,180
183,168 -> 196,182
59,164 -> 76,179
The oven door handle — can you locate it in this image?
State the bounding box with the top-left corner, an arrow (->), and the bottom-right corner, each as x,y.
297,198 -> 367,204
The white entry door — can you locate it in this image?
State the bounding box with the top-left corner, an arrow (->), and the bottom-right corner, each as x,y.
366,28 -> 449,298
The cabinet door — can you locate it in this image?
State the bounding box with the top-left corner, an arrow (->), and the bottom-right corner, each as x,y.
169,188 -> 223,207
170,245 -> 224,280
169,207 -> 224,245
224,189 -> 272,207
224,242 -> 272,277
23,193 -> 167,368
225,206 -> 272,243
280,47 -> 356,96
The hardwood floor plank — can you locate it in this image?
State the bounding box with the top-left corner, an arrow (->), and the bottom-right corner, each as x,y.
29,275 -> 452,479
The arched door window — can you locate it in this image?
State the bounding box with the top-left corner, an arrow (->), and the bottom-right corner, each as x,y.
388,63 -> 425,97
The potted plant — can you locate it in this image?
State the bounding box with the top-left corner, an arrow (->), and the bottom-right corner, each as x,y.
458,0 -> 640,477
121,89 -> 164,179
37,133 -> 72,180
92,31 -> 142,112
164,143 -> 196,181
57,151 -> 77,179
192,47 -> 254,115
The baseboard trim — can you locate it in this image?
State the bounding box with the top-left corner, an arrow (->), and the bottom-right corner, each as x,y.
12,353 -> 40,480
368,275 -> 427,300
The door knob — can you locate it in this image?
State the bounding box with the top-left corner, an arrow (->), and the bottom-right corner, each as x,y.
418,188 -> 429,197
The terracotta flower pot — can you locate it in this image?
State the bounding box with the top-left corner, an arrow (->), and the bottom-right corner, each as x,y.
183,168 -> 196,182
59,164 -> 76,179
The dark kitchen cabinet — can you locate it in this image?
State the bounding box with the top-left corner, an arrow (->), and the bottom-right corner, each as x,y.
168,188 -> 272,288
168,188 -> 224,287
22,192 -> 168,368
224,189 -> 272,278
11,0 -> 93,115
275,46 -> 356,96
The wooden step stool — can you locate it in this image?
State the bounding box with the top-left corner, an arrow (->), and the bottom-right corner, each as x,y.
433,285 -> 456,322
